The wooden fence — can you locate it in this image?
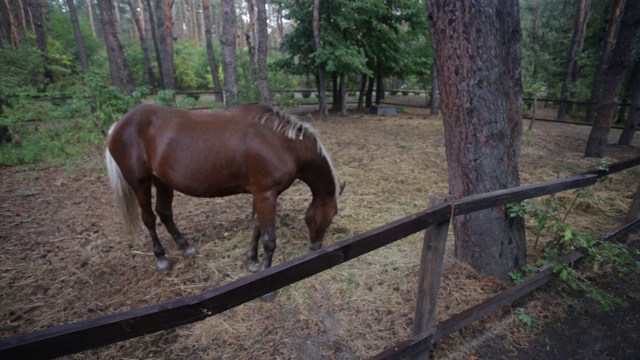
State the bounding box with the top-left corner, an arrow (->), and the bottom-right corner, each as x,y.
1,157 -> 639,359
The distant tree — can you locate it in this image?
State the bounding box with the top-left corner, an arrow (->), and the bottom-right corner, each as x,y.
27,0 -> 54,85
585,0 -> 640,158
428,0 -> 526,280
202,0 -> 223,101
556,0 -> 591,121
313,0 -> 328,118
154,0 -> 176,90
256,0 -> 270,105
97,0 -> 135,94
4,0 -> 21,46
220,0 -> 238,105
65,0 -> 89,74
127,0 -> 155,87
584,0 -> 625,125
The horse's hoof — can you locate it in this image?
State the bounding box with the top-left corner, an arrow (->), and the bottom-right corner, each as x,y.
157,258 -> 172,272
260,292 -> 277,302
247,262 -> 261,273
309,243 -> 323,252
183,246 -> 197,259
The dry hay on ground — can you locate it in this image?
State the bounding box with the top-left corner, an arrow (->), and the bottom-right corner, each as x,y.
1,98 -> 639,359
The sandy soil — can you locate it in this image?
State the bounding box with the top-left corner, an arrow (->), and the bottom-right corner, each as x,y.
1,99 -> 639,359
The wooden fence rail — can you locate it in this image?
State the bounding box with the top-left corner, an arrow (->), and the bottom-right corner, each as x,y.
1,157 -> 639,359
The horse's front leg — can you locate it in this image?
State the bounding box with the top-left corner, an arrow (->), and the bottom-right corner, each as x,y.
251,191 -> 278,302
246,214 -> 261,272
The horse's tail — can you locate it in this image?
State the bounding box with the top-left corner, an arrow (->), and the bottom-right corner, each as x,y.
105,139 -> 141,241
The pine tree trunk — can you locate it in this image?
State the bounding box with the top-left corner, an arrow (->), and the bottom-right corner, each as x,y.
27,0 -> 54,86
245,0 -> 257,82
585,0 -> 625,125
428,0 -> 526,280
313,0 -> 328,118
431,62 -> 439,115
220,0 -> 238,106
66,0 -> 89,74
86,0 -> 96,37
202,0 -> 223,101
585,0 -> 640,157
619,56 -> 640,145
127,0 -> 154,87
4,0 -> 21,46
153,0 -> 175,91
557,0 -> 590,122
256,0 -> 270,105
96,0 -> 135,94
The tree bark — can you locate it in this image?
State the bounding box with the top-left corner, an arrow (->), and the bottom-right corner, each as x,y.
557,0 -> 591,121
313,0 -> 328,118
202,0 -> 223,101
97,0 -> 135,94
220,0 -> 238,106
154,0 -> 175,90
245,0 -> 257,82
428,0 -> 526,280
430,62 -> 439,115
585,0 -> 625,125
619,56 -> 640,145
66,0 -> 89,74
86,0 -> 96,37
127,0 -> 155,87
585,0 -> 640,157
256,0 -> 270,105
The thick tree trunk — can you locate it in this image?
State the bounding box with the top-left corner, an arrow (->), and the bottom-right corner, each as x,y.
97,0 -> 135,94
313,0 -> 328,118
256,0 -> 270,105
357,73 -> 366,112
428,0 -> 525,280
585,0 -> 625,125
127,0 -> 155,86
619,56 -> 640,145
365,75 -> 374,108
202,0 -> 223,101
220,0 -> 238,106
557,0 -> 591,121
585,0 -> 640,157
245,0 -> 257,82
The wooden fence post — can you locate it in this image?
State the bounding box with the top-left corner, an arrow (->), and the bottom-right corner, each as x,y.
409,196 -> 450,360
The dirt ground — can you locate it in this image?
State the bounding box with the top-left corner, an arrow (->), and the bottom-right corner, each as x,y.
1,98 -> 640,359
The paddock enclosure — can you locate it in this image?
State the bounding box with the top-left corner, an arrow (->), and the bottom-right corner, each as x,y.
1,101 -> 639,359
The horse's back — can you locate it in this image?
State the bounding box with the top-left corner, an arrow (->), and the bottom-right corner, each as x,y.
107,104 -> 301,198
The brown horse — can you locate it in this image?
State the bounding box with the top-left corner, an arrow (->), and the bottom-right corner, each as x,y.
105,103 -> 343,275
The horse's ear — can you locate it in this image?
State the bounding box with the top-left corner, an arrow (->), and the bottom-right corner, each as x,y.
339,181 -> 346,196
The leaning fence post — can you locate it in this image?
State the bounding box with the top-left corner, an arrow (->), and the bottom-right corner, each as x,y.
409,196 -> 450,360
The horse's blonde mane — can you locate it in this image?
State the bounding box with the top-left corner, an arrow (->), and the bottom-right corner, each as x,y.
255,106 -> 341,199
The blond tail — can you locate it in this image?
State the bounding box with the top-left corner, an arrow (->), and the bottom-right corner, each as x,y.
105,147 -> 141,241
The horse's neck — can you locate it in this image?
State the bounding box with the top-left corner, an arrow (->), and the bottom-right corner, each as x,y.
297,149 -> 337,200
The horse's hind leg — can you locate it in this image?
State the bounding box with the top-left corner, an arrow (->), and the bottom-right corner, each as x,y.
153,177 -> 197,259
134,181 -> 171,272
251,191 -> 278,302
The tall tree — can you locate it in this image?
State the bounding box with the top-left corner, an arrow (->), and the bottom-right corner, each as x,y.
66,0 -> 89,74
97,0 -> 135,94
585,0 -> 640,158
86,0 -> 97,37
127,0 -> 155,87
428,0 -> 526,280
202,0 -> 223,101
556,0 -> 591,122
256,0 -> 270,105
154,0 -> 176,90
27,0 -> 54,85
313,0 -> 328,118
4,0 -> 21,46
585,0 -> 625,125
619,55 -> 640,145
220,0 -> 238,105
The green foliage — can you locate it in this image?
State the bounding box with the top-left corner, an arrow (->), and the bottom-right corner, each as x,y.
506,164 -> 640,310
514,307 -> 537,328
